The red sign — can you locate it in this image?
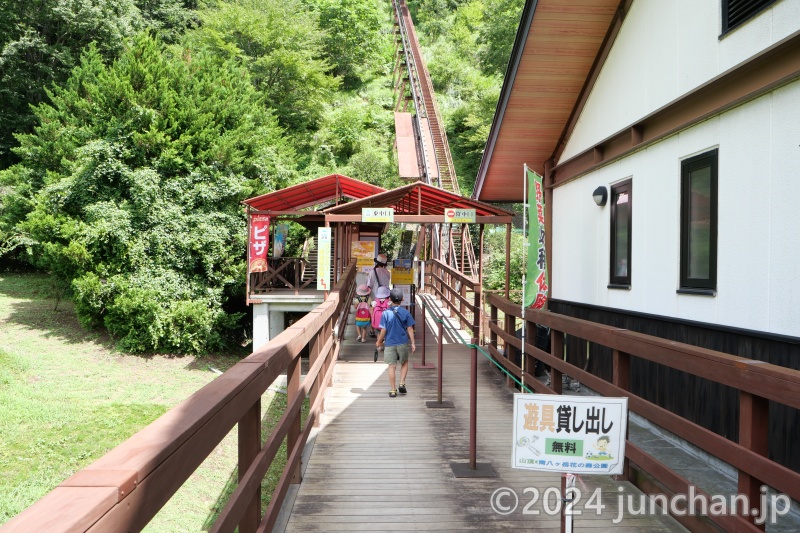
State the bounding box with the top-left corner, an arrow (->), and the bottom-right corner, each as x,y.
248,214 -> 270,273
446,209 -> 455,218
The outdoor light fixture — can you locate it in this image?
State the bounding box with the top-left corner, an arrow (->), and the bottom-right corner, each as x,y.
593,186 -> 608,207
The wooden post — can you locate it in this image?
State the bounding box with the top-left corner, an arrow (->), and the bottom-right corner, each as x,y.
613,349 -> 631,480
738,391 -> 768,528
478,224 -> 485,343
469,337 -> 478,469
309,324 -> 322,427
287,348 -> 302,484
238,400 -> 261,533
505,223 -> 511,299
551,330 -> 563,394
437,319 -> 444,403
505,313 -> 516,389
489,304 -> 498,355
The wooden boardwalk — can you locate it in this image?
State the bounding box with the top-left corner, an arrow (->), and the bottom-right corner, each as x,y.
279,307 -> 686,532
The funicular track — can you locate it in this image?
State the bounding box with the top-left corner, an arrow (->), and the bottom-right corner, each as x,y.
390,0 -> 478,279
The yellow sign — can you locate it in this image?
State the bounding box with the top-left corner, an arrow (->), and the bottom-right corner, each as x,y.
392,259 -> 414,284
444,208 -> 476,223
351,241 -> 376,268
317,227 -> 331,291
362,207 -> 394,222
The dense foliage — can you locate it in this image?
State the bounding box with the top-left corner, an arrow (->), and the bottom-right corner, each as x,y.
0,0 -> 524,354
0,0 -> 395,353
0,0 -> 198,167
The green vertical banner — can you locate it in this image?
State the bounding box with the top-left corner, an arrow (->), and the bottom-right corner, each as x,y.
525,168 -> 548,308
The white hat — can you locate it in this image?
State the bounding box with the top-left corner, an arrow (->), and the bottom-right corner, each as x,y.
376,286 -> 390,299
376,253 -> 388,264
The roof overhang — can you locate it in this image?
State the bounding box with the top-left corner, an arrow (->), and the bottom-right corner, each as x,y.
242,174 -> 386,212
324,181 -> 514,223
472,0 -> 625,203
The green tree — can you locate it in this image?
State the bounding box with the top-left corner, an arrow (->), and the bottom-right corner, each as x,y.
477,0 -> 524,76
307,0 -> 384,85
1,33 -> 295,353
194,0 -> 338,132
0,0 -> 198,168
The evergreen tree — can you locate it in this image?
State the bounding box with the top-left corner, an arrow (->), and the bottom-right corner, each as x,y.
1,33 -> 295,353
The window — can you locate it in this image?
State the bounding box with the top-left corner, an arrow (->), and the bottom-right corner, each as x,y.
722,0 -> 778,34
680,150 -> 718,292
609,180 -> 632,287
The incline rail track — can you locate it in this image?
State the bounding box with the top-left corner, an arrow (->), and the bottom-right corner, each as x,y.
390,0 -> 478,279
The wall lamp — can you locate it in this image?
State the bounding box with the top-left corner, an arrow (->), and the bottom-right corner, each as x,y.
592,186 -> 608,207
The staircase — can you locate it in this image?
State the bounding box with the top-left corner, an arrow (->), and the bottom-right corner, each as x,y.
300,234 -> 334,285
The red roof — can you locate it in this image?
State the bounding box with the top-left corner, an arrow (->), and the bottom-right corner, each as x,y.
323,181 -> 514,217
243,174 -> 387,212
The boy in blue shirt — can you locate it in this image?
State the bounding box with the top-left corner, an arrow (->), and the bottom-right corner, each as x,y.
376,288 -> 416,397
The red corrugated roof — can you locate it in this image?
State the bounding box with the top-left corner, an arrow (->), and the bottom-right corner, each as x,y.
242,174 -> 387,211
323,181 -> 514,217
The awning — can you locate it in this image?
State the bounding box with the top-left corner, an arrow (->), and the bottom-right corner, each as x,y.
243,174 -> 387,212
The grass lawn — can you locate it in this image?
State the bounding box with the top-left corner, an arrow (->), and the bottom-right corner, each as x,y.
0,272 -> 292,530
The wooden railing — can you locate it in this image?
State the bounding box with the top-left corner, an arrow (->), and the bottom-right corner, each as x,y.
4,262 -> 358,533
424,258 -> 480,337
486,292 -> 800,533
249,257 -> 313,294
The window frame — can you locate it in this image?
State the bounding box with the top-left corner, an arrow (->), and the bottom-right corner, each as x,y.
609,179 -> 632,288
679,149 -> 718,293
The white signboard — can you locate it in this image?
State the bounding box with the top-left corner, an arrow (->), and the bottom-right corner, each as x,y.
317,227 -> 331,291
512,394 -> 628,475
362,207 -> 394,223
444,208 -> 476,223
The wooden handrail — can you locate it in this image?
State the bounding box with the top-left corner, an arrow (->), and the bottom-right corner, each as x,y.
485,292 -> 800,530
4,262 -> 357,533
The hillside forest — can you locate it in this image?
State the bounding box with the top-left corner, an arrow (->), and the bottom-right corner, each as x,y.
0,0 -> 524,354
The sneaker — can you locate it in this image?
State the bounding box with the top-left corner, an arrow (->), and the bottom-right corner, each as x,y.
389,390 -> 397,398
398,384 -> 407,394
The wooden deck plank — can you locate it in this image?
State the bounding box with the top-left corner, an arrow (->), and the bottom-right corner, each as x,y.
281,314 -> 687,532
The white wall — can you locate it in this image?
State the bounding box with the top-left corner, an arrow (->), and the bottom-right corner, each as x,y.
552,80 -> 800,337
252,298 -> 324,351
559,0 -> 800,162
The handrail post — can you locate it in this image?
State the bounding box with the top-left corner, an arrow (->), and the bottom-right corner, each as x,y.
551,330 -> 563,394
505,311 -> 516,388
738,391 -> 768,528
309,322 -> 322,427
469,337 -> 478,469
613,349 -> 631,481
238,400 -> 261,533
287,350 -> 302,484
437,318 -> 444,402
414,301 -> 434,369
489,302 -> 498,353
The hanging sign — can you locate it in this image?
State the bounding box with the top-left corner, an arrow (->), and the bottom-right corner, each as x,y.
248,214 -> 270,273
362,207 -> 394,222
512,394 -> 628,475
317,227 -> 331,291
444,208 -> 476,223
